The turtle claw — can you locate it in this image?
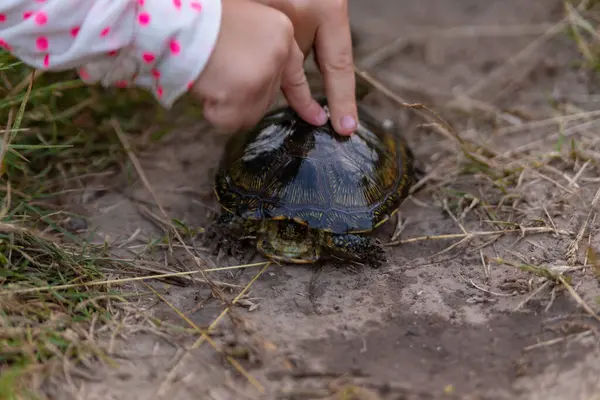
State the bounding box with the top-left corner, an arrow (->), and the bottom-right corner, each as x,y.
203,212 -> 244,258
367,239 -> 387,268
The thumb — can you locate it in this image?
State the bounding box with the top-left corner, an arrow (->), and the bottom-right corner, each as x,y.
280,41 -> 328,126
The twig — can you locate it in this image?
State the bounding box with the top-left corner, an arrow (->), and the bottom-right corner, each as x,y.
385,226 -> 572,247
353,67 -> 459,141
143,282 -> 265,394
446,20 -> 567,104
567,187 -> 600,265
0,261 -> 270,295
119,262 -> 242,289
358,23 -> 557,69
460,275 -> 514,297
524,330 -> 593,351
513,280 -> 551,311
558,275 -> 600,324
153,263 -> 271,398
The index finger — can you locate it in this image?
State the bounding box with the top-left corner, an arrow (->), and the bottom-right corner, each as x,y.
314,0 -> 357,136
281,40 -> 328,127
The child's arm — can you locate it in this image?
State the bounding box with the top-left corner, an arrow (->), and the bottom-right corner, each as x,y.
0,0 -> 222,107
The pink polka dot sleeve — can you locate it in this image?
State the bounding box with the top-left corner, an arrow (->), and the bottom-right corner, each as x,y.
0,0 -> 222,108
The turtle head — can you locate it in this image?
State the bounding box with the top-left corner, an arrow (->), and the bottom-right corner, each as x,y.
256,220 -> 320,264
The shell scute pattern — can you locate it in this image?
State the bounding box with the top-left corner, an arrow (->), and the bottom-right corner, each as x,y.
214,102 -> 414,234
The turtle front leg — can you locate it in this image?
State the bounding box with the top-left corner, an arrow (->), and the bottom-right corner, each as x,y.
204,212 -> 233,254
204,211 -> 254,258
323,233 -> 386,268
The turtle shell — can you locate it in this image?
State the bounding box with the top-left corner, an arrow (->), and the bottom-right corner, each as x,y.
214,100 -> 415,234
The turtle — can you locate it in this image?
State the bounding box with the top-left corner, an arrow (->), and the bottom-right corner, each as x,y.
211,98 -> 416,267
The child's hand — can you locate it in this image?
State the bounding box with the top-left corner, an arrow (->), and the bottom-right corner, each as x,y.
254,0 -> 357,136
190,0 -> 327,133
0,0 -> 351,135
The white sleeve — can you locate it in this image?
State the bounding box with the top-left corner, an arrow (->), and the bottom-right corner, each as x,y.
0,0 -> 222,108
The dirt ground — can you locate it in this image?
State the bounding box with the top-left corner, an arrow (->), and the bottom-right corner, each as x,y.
43,0 -> 600,399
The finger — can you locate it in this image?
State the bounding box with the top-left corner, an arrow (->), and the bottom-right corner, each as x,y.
314,0 -> 357,136
280,40 -> 327,126
255,0 -> 316,56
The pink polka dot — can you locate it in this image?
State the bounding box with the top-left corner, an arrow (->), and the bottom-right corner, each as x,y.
142,52 -> 155,63
169,39 -> 180,55
100,27 -> 110,37
35,0 -> 46,3
137,0 -> 145,5
0,39 -> 12,51
191,1 -> 202,11
34,11 -> 47,25
151,68 -> 160,79
23,11 -> 33,20
173,0 -> 181,9
187,81 -> 194,91
78,68 -> 90,80
156,85 -> 163,98
43,54 -> 49,68
0,14 -> 6,23
138,12 -> 150,25
36,36 -> 49,51
71,26 -> 80,37
115,80 -> 128,88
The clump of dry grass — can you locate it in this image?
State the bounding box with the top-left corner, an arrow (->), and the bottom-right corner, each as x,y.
565,0 -> 600,70
0,230 -> 130,398
0,53 -> 188,399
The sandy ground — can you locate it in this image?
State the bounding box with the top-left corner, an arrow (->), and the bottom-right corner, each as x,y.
44,0 -> 600,399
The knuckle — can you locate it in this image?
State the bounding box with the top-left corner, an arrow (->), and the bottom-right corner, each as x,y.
325,0 -> 347,12
322,49 -> 354,74
272,9 -> 294,39
282,69 -> 307,90
271,14 -> 294,55
288,1 -> 311,20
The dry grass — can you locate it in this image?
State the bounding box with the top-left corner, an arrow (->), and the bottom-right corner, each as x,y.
354,0 -> 600,367
366,81 -> 600,325
0,54 -> 201,398
0,52 -> 274,399
2,1 -> 600,398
